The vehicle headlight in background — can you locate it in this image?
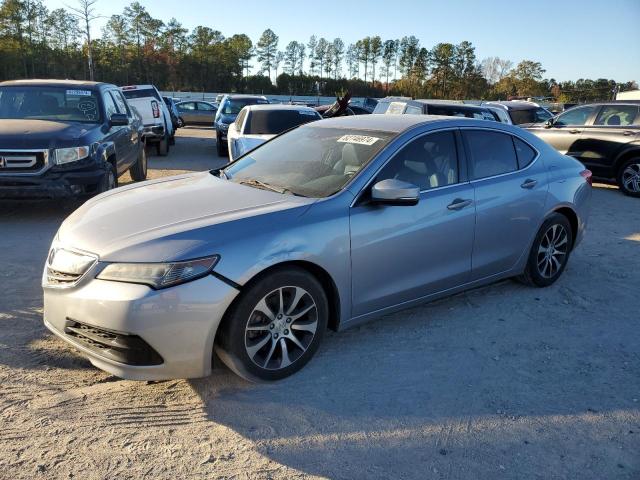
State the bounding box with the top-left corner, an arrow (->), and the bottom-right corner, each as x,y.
54,146 -> 91,165
97,256 -> 220,289
219,123 -> 229,131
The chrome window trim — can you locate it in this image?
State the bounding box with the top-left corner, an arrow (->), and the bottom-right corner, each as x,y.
458,126 -> 541,184
0,148 -> 50,176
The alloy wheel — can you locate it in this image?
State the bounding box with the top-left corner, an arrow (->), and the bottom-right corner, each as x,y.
536,224 -> 569,279
622,163 -> 640,193
244,286 -> 318,370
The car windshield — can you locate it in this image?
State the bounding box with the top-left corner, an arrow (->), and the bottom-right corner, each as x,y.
121,88 -> 161,101
223,98 -> 268,115
0,86 -> 102,123
510,107 -> 553,125
222,126 -> 394,198
245,109 -> 320,135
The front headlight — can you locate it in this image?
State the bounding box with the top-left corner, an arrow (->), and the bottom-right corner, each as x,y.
54,146 -> 91,165
96,256 -> 220,289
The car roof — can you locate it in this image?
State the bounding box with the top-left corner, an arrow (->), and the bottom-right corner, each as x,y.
0,79 -> 110,89
485,101 -> 542,111
308,114 -> 485,133
224,94 -> 267,100
245,104 -> 318,113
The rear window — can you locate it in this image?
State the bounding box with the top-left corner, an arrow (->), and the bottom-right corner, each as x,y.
245,110 -> 320,135
0,86 -> 101,123
373,101 -> 408,115
428,105 -> 497,121
222,98 -> 269,115
121,88 -> 161,101
509,107 -> 553,125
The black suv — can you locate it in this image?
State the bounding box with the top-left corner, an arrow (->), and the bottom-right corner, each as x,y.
525,101 -> 640,196
214,95 -> 268,156
0,79 -> 146,199
373,98 -> 501,121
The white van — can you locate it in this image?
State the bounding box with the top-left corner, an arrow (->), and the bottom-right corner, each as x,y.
120,85 -> 175,156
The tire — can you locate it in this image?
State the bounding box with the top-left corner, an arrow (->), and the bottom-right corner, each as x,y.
616,158 -> 640,197
177,117 -> 185,128
98,162 -> 117,193
156,134 -> 169,156
216,132 -> 227,157
518,213 -> 573,287
129,146 -> 147,182
215,267 -> 328,382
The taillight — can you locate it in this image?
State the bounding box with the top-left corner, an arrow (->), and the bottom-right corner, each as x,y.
151,101 -> 160,118
580,169 -> 593,186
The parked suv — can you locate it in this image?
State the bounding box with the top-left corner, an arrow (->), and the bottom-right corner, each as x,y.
373,98 -> 500,121
525,101 -> 640,196
120,85 -> 174,156
483,101 -> 553,125
214,95 -> 268,156
0,79 -> 146,199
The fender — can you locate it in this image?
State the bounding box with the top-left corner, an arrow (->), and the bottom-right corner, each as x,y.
613,142 -> 640,172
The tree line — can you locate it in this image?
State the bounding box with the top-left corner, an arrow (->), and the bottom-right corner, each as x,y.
0,0 -> 636,102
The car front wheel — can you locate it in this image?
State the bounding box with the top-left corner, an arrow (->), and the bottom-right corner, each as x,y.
215,267 -> 328,382
518,213 -> 573,287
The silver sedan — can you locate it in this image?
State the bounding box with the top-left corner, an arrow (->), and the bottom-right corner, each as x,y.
42,115 -> 592,381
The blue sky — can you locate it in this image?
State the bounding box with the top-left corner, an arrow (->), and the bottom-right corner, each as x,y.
47,0 -> 640,82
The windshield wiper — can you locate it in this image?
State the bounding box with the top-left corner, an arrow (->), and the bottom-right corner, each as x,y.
237,179 -> 306,197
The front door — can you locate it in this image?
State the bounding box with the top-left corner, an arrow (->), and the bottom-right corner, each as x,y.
532,105 -> 599,159
350,130 -> 475,317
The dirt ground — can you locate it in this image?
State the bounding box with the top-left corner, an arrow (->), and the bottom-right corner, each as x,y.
1,127 -> 638,480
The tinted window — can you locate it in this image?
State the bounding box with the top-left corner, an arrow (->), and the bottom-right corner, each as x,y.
513,137 -> 536,168
0,86 -> 101,123
465,130 -> 518,179
121,88 -> 161,101
377,131 -> 459,190
245,109 -> 320,135
594,105 -> 638,126
223,98 -> 268,115
178,102 -> 196,111
555,105 -> 598,126
509,107 -> 553,125
111,91 -> 130,116
197,102 -> 216,111
224,127 -> 394,198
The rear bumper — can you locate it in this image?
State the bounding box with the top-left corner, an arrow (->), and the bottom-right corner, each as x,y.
43,274 -> 240,380
0,164 -> 106,199
142,124 -> 165,142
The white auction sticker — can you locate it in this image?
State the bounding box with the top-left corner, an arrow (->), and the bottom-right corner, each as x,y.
66,89 -> 92,96
337,134 -> 380,146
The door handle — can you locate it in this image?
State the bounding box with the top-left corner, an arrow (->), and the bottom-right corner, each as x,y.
569,129 -> 581,134
447,198 -> 473,210
521,179 -> 538,189
623,130 -> 635,136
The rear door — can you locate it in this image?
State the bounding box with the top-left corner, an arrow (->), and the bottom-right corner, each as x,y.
195,102 -> 217,124
462,128 -> 548,280
577,104 -> 640,177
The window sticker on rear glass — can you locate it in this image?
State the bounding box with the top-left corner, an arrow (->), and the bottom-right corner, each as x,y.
337,134 -> 380,146
66,89 -> 92,97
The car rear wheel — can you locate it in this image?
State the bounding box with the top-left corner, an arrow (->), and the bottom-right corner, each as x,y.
129,146 -> 147,181
617,158 -> 640,197
518,213 -> 573,287
215,267 -> 328,382
156,134 -> 169,156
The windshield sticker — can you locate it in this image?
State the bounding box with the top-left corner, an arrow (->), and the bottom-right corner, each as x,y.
66,89 -> 92,97
337,134 -> 380,146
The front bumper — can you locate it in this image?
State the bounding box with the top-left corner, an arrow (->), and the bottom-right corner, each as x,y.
44,274 -> 239,380
0,163 -> 106,199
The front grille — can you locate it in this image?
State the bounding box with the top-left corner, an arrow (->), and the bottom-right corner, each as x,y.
0,150 -> 48,173
46,267 -> 82,286
64,319 -> 163,366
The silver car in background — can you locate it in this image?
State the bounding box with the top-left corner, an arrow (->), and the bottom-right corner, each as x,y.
42,115 -> 591,382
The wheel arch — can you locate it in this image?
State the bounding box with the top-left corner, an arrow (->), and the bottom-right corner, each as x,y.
550,206 -> 578,250
614,146 -> 640,174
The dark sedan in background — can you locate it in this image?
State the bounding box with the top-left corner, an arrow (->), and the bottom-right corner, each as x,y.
525,101 -> 640,196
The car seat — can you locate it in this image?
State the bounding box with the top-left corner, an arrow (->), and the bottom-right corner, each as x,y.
607,115 -> 621,126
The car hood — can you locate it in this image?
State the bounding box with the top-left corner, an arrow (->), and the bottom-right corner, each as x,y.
57,171 -> 315,262
0,119 -> 98,149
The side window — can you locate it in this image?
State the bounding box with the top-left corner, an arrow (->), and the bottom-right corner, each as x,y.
464,130 -> 518,179
198,102 -> 215,111
103,92 -> 118,119
110,91 -> 130,116
179,102 -> 196,111
377,131 -> 459,190
235,109 -> 247,131
594,105 -> 638,126
513,137 -> 537,169
554,105 -> 598,126
405,105 -> 422,115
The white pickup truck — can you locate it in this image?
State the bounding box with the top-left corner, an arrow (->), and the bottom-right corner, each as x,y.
119,85 -> 175,156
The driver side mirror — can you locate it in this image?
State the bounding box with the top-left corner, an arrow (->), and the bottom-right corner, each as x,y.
371,179 -> 420,206
544,118 -> 555,128
109,113 -> 129,127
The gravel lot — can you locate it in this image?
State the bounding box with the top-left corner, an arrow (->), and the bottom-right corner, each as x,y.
1,127 -> 639,479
